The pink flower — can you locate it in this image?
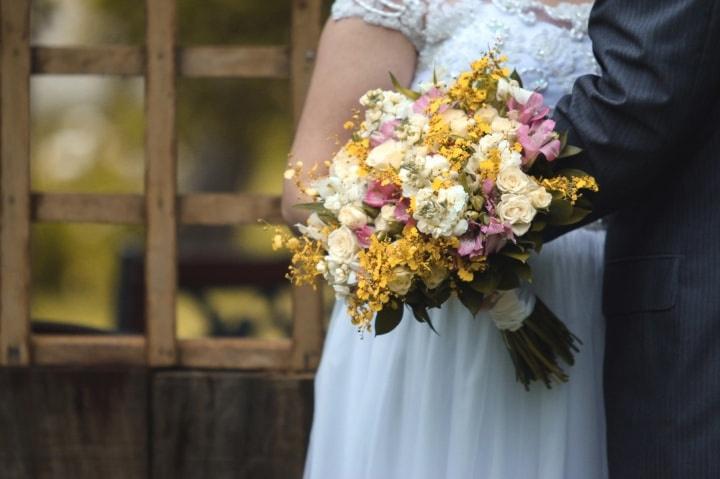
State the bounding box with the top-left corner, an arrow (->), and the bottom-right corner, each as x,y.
508,92 -> 550,125
481,218 -> 514,255
363,180 -> 400,208
518,119 -> 562,164
394,197 -> 411,223
370,119 -> 400,147
412,87 -> 445,114
354,225 -> 375,248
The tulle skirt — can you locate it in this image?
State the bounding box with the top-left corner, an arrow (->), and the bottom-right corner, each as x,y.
304,226 -> 608,479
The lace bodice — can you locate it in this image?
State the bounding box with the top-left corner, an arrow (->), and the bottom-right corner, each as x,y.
331,0 -> 598,107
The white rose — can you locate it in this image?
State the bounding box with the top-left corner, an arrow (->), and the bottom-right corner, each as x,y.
326,226 -> 359,263
337,205 -> 368,229
496,78 -> 534,105
475,106 -> 499,124
496,194 -> 537,236
527,186 -> 553,209
499,148 -> 523,170
366,139 -> 405,171
388,266 -> 414,295
440,109 -> 471,137
421,264 -> 448,290
490,116 -> 517,135
496,166 -> 532,194
296,212 -> 327,241
380,204 -> 396,222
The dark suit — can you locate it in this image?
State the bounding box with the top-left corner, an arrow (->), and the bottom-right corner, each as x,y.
550,1 -> 720,477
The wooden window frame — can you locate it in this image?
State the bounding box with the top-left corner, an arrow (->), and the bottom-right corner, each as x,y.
0,0 -> 325,370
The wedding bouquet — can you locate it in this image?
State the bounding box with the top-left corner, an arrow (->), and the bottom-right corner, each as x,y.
275,52 -> 598,388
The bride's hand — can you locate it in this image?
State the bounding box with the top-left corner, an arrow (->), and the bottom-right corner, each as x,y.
281,17 -> 417,228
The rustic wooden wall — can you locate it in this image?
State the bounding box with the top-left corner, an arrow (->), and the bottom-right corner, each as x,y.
0,369 -> 314,479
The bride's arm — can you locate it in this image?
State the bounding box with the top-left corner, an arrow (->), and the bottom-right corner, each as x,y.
281,18 -> 417,226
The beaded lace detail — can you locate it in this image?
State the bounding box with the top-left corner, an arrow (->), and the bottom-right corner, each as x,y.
331,0 -> 598,105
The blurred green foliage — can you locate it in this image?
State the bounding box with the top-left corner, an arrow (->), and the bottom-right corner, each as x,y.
30,0 -> 331,336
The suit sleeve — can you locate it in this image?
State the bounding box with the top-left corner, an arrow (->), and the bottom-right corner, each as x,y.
547,0 -> 720,237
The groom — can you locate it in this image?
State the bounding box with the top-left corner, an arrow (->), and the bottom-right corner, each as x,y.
549,0 -> 720,477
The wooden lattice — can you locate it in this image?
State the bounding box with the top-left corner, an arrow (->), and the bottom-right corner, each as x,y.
0,0 -> 325,370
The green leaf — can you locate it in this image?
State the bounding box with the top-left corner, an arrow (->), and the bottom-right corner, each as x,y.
547,197 -> 574,224
558,145 -> 583,159
410,304 -> 431,324
500,249 -> 531,263
457,283 -> 485,317
510,69 -> 523,88
389,72 -> 421,100
558,131 -> 569,152
469,270 -> 500,294
375,303 -> 404,336
432,68 -> 439,86
530,218 -> 547,232
550,207 -> 592,226
517,231 -> 544,253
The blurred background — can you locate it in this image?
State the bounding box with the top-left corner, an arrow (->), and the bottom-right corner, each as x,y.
30,0 -> 332,340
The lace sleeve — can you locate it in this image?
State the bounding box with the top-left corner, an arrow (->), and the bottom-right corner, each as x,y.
331,0 -> 428,51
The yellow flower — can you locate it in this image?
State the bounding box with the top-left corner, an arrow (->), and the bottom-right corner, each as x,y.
457,267 -> 474,282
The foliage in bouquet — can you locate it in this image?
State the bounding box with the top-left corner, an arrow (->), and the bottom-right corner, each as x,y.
275,51 -> 598,388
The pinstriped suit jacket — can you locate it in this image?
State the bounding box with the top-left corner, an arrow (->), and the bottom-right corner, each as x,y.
550,1 -> 720,477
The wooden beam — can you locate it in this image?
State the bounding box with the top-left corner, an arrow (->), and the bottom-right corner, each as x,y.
30,192 -> 283,225
290,0 -> 322,125
32,334 -> 146,366
180,46 -> 289,78
32,193 -> 145,223
178,193 -> 283,225
31,334 -> 291,369
289,0 -> 325,370
32,46 -> 143,75
0,0 -> 32,366
145,0 -> 178,366
178,338 -> 291,370
31,46 -> 290,78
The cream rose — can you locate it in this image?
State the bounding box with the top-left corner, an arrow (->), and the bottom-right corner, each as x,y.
496,194 -> 537,236
496,166 -> 532,194
388,266 -> 414,295
490,116 -> 517,136
421,264 -> 448,290
326,226 -> 359,263
366,139 -> 405,171
527,186 -> 553,209
440,108 -> 471,137
496,78 -> 534,105
475,106 -> 499,124
337,205 -> 368,229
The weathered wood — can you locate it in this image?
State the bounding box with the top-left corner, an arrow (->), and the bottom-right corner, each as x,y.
31,193 -> 145,223
32,46 -> 143,75
0,368 -> 148,478
152,371 -> 313,479
181,46 -> 289,78
0,0 -> 31,366
145,0 -> 178,366
178,338 -> 291,369
290,0 -> 322,125
289,0 -> 326,371
32,334 -> 146,366
31,192 -> 284,225
178,192 -> 283,225
31,46 -> 290,78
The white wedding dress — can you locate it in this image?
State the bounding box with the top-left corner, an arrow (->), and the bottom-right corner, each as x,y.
304,1 -> 607,478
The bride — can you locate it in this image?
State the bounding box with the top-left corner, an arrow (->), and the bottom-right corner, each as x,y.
282,1 -> 607,478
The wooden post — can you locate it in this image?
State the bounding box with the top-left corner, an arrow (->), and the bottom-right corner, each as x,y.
289,0 -> 324,370
145,0 -> 178,366
0,0 -> 31,366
